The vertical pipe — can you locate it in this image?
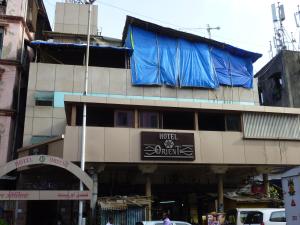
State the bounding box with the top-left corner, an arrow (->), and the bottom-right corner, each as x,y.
79,3 -> 92,225
217,174 -> 224,212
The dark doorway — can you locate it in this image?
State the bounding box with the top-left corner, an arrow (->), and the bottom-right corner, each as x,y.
26,201 -> 57,225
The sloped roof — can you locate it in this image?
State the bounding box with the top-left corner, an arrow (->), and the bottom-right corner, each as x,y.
122,16 -> 262,62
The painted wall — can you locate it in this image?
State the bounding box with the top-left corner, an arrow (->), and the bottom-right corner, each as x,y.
0,116 -> 13,165
0,65 -> 18,109
23,62 -> 260,146
54,3 -> 98,35
6,0 -> 27,17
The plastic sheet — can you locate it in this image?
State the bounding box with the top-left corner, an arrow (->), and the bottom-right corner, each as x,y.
211,47 -> 253,88
179,39 -> 218,88
124,25 -> 259,89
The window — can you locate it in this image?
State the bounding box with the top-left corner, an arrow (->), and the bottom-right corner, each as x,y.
270,211 -> 286,222
34,91 -> 54,106
226,114 -> 241,131
115,110 -> 134,127
244,211 -> 263,224
162,111 -> 194,130
198,112 -> 241,131
0,1 -> 6,15
139,111 -> 159,128
86,107 -> 114,127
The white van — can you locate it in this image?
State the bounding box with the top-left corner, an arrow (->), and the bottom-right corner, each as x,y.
225,208 -> 286,225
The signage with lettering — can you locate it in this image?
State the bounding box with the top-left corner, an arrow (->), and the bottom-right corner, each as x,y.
141,132 -> 195,160
0,191 -> 91,200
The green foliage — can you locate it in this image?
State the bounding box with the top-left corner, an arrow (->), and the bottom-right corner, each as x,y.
269,185 -> 280,200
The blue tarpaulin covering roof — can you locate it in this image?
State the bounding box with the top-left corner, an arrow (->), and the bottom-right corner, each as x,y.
30,40 -> 132,51
123,16 -> 262,89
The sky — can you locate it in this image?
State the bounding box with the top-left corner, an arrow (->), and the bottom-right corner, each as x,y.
44,0 -> 300,72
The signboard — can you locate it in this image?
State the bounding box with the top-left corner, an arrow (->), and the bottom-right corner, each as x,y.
0,155 -> 93,191
141,132 -> 195,160
0,191 -> 91,200
282,175 -> 300,225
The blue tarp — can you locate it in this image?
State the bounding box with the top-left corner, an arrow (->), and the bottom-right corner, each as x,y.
127,26 -> 161,85
211,47 -> 253,88
125,25 -> 259,89
158,35 -> 178,86
179,39 -> 218,88
126,26 -> 219,88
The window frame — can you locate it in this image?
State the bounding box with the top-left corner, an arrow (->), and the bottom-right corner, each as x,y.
139,111 -> 160,129
114,110 -> 134,128
269,211 -> 286,222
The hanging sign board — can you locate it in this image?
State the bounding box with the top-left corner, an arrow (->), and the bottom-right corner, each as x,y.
141,132 -> 195,161
282,175 -> 300,225
0,190 -> 91,200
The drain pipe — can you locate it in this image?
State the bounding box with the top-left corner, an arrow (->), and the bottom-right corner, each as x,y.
78,2 -> 92,225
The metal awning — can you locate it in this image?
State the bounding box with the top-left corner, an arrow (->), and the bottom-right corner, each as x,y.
31,40 -> 132,52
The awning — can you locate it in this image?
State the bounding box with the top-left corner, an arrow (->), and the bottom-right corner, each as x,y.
31,40 -> 132,52
98,196 -> 151,210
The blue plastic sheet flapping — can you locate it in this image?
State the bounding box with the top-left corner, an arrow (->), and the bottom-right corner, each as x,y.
125,25 -> 255,89
126,26 -> 161,85
211,47 -> 253,88
158,35 -> 178,86
179,39 -> 218,88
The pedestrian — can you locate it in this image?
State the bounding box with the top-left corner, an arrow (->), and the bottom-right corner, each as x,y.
162,212 -> 172,225
106,217 -> 113,225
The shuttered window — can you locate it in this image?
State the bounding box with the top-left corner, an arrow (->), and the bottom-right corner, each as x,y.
243,112 -> 300,140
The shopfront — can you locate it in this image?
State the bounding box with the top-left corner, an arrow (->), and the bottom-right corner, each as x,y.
0,155 -> 95,225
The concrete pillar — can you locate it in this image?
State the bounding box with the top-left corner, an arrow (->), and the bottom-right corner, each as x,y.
210,166 -> 228,213
138,165 -> 157,221
217,174 -> 224,212
194,112 -> 199,130
146,175 -> 152,221
263,173 -> 270,197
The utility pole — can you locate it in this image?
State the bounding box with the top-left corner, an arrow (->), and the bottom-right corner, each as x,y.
79,1 -> 94,225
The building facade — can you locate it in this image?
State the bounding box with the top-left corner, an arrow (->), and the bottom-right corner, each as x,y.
17,2 -> 300,225
256,50 -> 300,108
0,0 -> 50,167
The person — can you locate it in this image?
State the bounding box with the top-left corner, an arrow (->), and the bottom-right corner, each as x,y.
162,212 -> 172,225
0,209 -> 8,225
106,217 -> 113,225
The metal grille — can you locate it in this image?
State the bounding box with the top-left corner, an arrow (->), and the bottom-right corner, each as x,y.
243,112 -> 300,140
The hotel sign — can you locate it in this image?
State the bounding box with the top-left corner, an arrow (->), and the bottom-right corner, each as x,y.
141,132 -> 195,161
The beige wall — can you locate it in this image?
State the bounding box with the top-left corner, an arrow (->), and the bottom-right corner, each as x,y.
21,62 -> 263,146
54,3 -> 98,35
29,63 -> 259,104
63,126 -> 300,165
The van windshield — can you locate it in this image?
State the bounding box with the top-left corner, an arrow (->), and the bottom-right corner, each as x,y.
244,211 -> 263,224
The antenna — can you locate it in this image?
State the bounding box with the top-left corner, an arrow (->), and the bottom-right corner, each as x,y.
271,2 -> 290,53
268,41 -> 273,59
294,5 -> 300,50
206,24 -> 220,39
